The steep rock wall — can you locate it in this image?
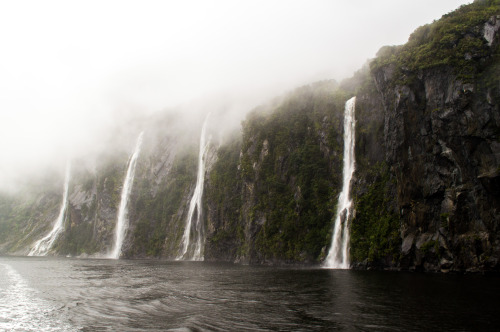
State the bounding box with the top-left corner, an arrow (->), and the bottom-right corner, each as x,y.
366,4 -> 500,271
204,82 -> 347,264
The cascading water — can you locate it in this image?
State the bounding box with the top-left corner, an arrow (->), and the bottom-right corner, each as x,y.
108,132 -> 144,259
28,162 -> 71,256
324,96 -> 356,269
177,113 -> 211,261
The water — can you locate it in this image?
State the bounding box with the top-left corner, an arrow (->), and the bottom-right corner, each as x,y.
109,132 -> 144,259
325,97 -> 356,268
0,256 -> 498,331
177,114 -> 210,261
29,162 -> 71,256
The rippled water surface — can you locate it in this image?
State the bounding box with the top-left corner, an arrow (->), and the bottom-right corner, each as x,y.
0,257 -> 499,331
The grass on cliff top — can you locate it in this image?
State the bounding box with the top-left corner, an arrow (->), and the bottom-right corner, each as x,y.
371,0 -> 500,82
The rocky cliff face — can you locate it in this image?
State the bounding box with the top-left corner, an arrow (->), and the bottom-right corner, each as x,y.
0,182 -> 61,254
0,0 -> 498,272
356,2 -> 500,272
204,82 -> 347,264
55,156 -> 124,256
0,112 -> 215,259
371,63 -> 500,272
204,1 -> 500,271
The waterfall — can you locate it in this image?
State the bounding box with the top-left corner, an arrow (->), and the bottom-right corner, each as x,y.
177,113 -> 211,261
324,96 -> 356,269
28,162 -> 71,256
108,132 -> 144,259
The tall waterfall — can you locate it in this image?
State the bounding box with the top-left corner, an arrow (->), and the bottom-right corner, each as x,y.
177,114 -> 211,261
108,132 -> 144,259
28,162 -> 71,256
325,97 -> 356,269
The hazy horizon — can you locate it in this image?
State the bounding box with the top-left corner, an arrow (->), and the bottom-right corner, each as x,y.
0,0 -> 472,191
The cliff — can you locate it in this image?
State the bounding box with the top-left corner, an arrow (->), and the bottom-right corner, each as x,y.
0,0 -> 498,272
366,1 -> 500,271
203,0 -> 500,271
0,112 -> 215,258
205,82 -> 346,264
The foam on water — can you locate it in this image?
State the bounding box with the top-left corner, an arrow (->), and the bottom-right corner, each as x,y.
0,263 -> 73,331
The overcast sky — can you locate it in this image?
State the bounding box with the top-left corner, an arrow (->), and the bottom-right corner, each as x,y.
0,0 -> 472,189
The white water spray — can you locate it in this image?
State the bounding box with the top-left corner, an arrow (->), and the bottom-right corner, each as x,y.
0,263 -> 73,330
325,97 -> 356,269
177,114 -> 211,261
108,132 -> 144,259
28,162 -> 71,256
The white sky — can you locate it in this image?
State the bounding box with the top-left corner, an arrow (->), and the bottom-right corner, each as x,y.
0,0 -> 472,189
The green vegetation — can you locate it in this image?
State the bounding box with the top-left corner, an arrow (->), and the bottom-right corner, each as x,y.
64,157 -> 128,256
55,217 -> 99,255
238,82 -> 346,262
54,159 -> 125,256
204,137 -> 244,259
440,213 -> 450,229
350,163 -> 401,264
420,239 -> 439,256
371,0 -> 500,82
130,148 -> 198,257
0,195 -> 27,245
0,194 -> 37,250
0,181 -> 62,253
97,159 -> 125,209
4,1 -> 498,266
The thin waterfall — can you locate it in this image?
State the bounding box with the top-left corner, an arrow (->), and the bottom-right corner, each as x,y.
28,162 -> 71,256
177,113 -> 210,261
324,97 -> 356,269
108,132 -> 144,259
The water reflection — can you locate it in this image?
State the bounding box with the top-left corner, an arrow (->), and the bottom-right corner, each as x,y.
0,262 -> 73,331
0,257 -> 499,331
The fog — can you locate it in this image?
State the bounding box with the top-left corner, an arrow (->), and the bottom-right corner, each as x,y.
0,0 -> 471,191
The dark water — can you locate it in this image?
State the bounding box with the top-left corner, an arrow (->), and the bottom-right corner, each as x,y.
0,257 -> 499,331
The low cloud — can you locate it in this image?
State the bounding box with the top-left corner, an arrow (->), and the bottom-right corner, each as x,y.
0,0 -> 471,191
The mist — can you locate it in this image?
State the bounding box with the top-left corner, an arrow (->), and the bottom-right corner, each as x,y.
0,0 -> 472,191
